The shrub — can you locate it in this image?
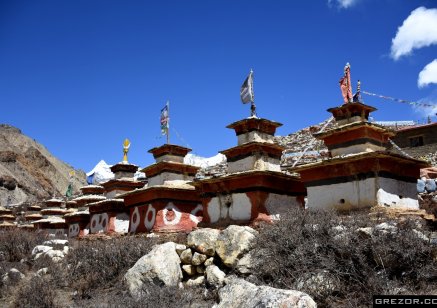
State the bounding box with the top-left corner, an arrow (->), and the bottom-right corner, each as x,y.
66,236 -> 159,298
73,283 -> 218,308
13,276 -> 57,308
253,208 -> 437,307
0,230 -> 46,262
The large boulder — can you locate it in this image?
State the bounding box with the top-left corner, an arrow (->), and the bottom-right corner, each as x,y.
187,228 -> 220,256
216,277 -> 316,308
31,245 -> 53,257
124,242 -> 182,298
215,225 -> 258,267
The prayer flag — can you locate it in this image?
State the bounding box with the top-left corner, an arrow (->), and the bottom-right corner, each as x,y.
240,71 -> 254,104
86,173 -> 94,185
160,103 -> 169,135
65,183 -> 73,198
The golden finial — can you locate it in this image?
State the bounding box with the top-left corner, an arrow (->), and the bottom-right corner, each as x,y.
123,138 -> 131,163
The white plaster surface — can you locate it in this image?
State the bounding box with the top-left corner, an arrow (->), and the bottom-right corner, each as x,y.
207,197 -> 220,223
190,204 -> 203,224
331,143 -> 385,157
83,227 -> 89,236
207,194 -> 252,222
336,116 -> 364,126
46,229 -> 67,237
105,190 -> 130,199
130,207 -> 140,232
90,213 -> 109,233
114,171 -> 135,180
376,178 -> 419,209
68,223 -> 80,238
115,213 -> 130,233
237,131 -> 274,145
144,204 -> 156,231
265,193 -> 301,220
228,156 -> 280,173
228,193 -> 252,221
162,203 -> 182,225
155,154 -> 184,163
307,178 -> 376,210
148,172 -> 189,186
307,176 -> 419,210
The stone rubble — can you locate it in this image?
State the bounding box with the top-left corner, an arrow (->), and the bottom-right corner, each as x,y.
31,239 -> 70,263
125,225 -> 265,295
216,277 -> 316,308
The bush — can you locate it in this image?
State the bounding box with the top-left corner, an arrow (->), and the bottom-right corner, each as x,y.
13,276 -> 57,308
253,208 -> 437,307
66,236 -> 159,298
73,283 -> 218,308
0,230 -> 46,262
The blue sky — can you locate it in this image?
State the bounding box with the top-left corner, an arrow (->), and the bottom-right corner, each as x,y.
1,0 -> 437,172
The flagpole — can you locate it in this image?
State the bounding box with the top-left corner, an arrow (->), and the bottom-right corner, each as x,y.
250,69 -> 256,117
166,100 -> 170,144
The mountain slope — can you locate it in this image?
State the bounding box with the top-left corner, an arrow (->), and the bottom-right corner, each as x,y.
0,124 -> 86,206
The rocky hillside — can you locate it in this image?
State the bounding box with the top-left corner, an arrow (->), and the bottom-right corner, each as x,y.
0,124 -> 86,206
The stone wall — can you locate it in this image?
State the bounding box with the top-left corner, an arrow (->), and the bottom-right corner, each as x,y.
392,123 -> 437,148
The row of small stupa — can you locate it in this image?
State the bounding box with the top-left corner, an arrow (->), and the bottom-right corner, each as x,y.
4,85 -> 428,237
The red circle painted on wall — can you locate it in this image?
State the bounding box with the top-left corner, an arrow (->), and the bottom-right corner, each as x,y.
165,209 -> 175,221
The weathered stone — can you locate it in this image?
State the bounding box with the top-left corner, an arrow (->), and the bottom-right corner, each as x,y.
296,270 -> 340,297
191,252 -> 207,266
356,227 -> 373,238
196,265 -> 205,274
206,265 -> 226,288
186,276 -> 205,287
216,277 -> 316,308
3,178 -> 16,190
182,264 -> 196,276
7,268 -> 24,282
187,228 -> 220,256
204,257 -> 214,267
426,179 -> 436,192
374,222 -> 397,233
31,245 -> 53,257
45,249 -> 65,263
331,225 -> 346,233
180,249 -> 193,264
43,239 -> 69,246
36,267 -> 49,277
417,179 -> 426,193
215,225 -> 258,267
175,244 -> 187,256
413,229 -> 429,242
124,242 -> 182,299
236,251 -> 255,274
